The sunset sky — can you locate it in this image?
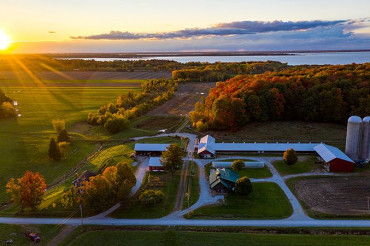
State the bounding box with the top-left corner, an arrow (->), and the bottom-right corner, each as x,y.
1,0 -> 369,53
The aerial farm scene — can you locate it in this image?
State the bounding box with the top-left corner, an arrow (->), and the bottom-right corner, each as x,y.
0,0 -> 369,245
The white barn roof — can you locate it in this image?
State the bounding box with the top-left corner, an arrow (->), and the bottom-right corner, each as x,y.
149,157 -> 163,167
134,143 -> 170,152
212,161 -> 264,169
314,144 -> 354,163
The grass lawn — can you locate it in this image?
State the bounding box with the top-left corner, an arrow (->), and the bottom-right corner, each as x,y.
0,85 -> 141,203
272,157 -> 318,176
0,224 -> 62,246
110,170 -> 181,218
62,229 -> 370,246
186,182 -> 292,219
239,167 -> 272,178
183,161 -> 200,209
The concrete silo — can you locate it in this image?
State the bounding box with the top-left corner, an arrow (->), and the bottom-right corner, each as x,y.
345,116 -> 362,161
360,116 -> 370,161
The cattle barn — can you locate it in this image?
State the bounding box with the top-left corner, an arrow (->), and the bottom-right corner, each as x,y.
314,143 -> 355,172
134,143 -> 170,156
148,157 -> 165,171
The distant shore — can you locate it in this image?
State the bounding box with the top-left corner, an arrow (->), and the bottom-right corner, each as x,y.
37,49 -> 370,59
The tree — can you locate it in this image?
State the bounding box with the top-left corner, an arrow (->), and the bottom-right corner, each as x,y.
0,102 -> 17,119
61,185 -> 79,209
57,129 -> 71,143
6,171 -> 47,209
139,189 -> 164,205
58,142 -> 70,159
115,162 -> 136,201
48,138 -> 62,161
161,143 -> 183,176
234,176 -> 252,196
283,148 -> 298,166
51,119 -> 65,133
103,115 -> 130,134
232,160 -> 245,171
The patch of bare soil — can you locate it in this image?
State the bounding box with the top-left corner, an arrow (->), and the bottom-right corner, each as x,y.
147,82 -> 216,116
294,177 -> 370,215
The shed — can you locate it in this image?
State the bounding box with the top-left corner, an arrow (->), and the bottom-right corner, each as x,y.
134,143 -> 170,156
314,144 -> 354,172
148,157 -> 165,171
212,161 -> 264,169
209,168 -> 240,193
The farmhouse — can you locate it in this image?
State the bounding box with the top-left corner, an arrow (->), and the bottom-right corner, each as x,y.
314,144 -> 355,172
197,135 -> 319,158
73,170 -> 96,187
148,157 -> 165,171
134,143 -> 170,156
209,168 -> 240,193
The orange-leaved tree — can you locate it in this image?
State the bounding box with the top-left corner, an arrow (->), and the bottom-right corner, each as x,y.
6,171 -> 47,210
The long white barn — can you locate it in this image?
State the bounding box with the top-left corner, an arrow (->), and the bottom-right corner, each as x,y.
197,135 -> 319,158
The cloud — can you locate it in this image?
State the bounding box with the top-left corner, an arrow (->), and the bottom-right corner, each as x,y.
71,20 -> 347,40
48,31 -> 56,34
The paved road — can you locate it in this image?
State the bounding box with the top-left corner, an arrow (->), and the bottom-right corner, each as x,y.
131,156 -> 150,195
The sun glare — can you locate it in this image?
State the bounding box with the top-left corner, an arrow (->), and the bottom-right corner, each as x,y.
0,30 -> 10,50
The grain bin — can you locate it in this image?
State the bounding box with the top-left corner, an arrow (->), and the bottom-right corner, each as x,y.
345,116 -> 362,161
360,116 -> 370,161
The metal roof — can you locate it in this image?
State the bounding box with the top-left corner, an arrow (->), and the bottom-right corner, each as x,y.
197,135 -> 319,155
212,161 -> 264,169
149,157 -> 163,167
314,143 -> 354,163
134,143 -> 170,152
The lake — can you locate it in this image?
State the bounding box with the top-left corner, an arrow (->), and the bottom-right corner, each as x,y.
59,51 -> 370,65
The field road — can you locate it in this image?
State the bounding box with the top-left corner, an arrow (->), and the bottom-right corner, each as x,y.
2,132 -> 370,228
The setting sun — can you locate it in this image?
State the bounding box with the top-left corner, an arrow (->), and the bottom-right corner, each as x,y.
0,30 -> 10,50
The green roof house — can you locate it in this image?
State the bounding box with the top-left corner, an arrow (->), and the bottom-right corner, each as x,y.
209,168 -> 240,193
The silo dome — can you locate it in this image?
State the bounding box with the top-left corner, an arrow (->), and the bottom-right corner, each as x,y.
348,116 -> 362,123
345,116 -> 362,161
360,116 -> 370,161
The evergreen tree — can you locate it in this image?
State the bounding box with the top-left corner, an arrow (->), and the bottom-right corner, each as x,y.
48,138 -> 62,161
57,129 -> 71,143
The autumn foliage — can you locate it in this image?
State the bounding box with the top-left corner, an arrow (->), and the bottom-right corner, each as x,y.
6,171 -> 47,209
190,63 -> 370,130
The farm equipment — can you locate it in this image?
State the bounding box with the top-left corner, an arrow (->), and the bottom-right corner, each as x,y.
25,231 -> 41,243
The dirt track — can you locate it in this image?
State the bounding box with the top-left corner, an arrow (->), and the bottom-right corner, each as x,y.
147,82 -> 216,116
293,177 -> 370,215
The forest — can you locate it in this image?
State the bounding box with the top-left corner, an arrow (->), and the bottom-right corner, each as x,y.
190,63 -> 370,131
87,79 -> 177,133
172,61 -> 288,82
0,89 -> 16,119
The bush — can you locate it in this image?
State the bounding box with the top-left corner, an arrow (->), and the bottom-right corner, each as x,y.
48,138 -> 62,161
232,160 -> 245,171
104,115 -> 130,133
139,189 -> 165,205
0,102 -> 17,119
283,148 -> 298,166
234,176 -> 252,196
51,119 -> 65,133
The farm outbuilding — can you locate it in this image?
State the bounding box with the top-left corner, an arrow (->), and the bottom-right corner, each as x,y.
148,157 -> 165,171
134,143 -> 170,156
314,144 -> 354,172
209,168 -> 240,193
197,135 -> 319,158
212,161 -> 264,169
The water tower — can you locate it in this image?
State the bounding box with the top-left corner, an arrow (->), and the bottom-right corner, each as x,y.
345,116 -> 362,161
360,116 -> 370,161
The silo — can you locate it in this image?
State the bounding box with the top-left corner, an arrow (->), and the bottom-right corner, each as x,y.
360,116 -> 370,161
345,116 -> 362,161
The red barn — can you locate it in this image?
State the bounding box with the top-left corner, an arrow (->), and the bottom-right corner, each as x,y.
314,144 -> 354,172
148,157 -> 165,171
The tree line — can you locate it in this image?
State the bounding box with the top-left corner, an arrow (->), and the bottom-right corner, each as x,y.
87,79 -> 178,133
190,63 -> 370,131
172,61 -> 288,82
0,89 -> 17,119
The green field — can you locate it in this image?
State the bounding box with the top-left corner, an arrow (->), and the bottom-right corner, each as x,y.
186,182 -> 292,219
272,157 -> 318,176
62,229 -> 370,246
0,224 -> 62,246
0,82 -> 142,204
